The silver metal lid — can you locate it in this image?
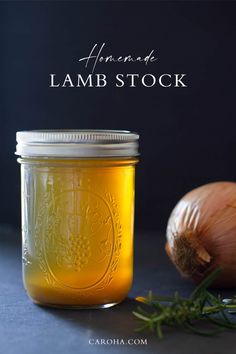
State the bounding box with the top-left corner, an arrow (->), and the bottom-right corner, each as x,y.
15,130 -> 139,158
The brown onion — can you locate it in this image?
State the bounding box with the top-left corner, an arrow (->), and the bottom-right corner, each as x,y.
166,181 -> 236,287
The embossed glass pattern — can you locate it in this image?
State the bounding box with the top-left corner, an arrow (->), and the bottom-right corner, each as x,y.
17,130 -> 139,309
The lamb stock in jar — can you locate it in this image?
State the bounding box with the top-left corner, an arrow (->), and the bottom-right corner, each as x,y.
16,130 -> 139,309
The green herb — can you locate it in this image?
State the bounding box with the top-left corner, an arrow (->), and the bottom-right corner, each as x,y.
133,268 -> 236,339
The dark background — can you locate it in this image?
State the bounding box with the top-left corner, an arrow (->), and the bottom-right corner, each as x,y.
1,1 -> 236,231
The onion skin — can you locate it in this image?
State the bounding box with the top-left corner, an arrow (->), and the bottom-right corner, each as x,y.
166,182 -> 236,288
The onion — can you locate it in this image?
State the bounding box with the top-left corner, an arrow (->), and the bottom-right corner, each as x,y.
166,181 -> 236,287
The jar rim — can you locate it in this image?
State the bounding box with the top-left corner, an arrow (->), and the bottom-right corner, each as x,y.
15,129 -> 139,158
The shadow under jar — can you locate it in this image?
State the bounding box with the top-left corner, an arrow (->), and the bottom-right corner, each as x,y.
16,130 -> 139,309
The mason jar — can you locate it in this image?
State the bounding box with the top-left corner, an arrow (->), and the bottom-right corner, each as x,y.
16,130 -> 139,309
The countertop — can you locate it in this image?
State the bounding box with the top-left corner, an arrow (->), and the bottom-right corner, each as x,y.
0,225 -> 235,354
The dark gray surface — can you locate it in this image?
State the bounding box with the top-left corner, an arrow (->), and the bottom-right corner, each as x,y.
0,225 -> 235,354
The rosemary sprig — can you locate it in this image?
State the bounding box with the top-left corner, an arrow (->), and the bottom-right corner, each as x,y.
133,268 -> 236,338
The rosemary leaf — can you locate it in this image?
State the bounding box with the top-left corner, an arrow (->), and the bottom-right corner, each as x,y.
190,268 -> 222,300
183,322 -> 223,336
206,316 -> 236,329
133,311 -> 150,322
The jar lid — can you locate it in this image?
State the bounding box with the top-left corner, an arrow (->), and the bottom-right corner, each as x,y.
15,130 -> 139,158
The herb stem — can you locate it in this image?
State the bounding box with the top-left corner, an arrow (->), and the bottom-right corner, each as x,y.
133,268 -> 236,338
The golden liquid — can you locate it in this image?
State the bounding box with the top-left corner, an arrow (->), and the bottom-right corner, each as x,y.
20,158 -> 137,308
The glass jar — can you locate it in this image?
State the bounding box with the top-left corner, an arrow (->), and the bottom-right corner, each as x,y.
16,130 -> 139,309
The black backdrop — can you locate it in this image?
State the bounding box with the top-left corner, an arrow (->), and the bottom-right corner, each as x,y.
1,1 -> 236,231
